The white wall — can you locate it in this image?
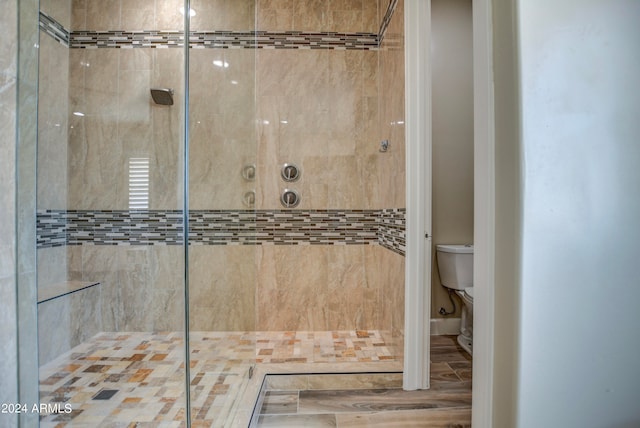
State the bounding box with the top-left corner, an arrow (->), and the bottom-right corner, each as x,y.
517,1 -> 640,426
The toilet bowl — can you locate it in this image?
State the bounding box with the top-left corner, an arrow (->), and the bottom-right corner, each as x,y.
436,244 -> 474,355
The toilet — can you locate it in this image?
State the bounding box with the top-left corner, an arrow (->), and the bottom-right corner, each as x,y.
436,244 -> 474,355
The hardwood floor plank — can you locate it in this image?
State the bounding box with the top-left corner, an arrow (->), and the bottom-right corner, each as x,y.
257,414 -> 337,427
298,389 -> 472,414
336,407 -> 471,428
335,407 -> 472,427
261,391 -> 299,414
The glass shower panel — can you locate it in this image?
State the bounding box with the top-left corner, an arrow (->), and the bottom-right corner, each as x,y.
187,1 -> 258,425
36,0 -> 188,424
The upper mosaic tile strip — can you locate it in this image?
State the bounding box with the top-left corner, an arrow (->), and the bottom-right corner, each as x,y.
190,31 -> 379,50
39,11 -> 70,46
379,0 -> 399,43
36,209 -> 405,254
70,31 -> 184,48
67,30 -> 379,50
38,1 -> 396,50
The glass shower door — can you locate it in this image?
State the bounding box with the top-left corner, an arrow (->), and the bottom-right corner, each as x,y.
36,0 -> 189,424
187,1 -> 258,425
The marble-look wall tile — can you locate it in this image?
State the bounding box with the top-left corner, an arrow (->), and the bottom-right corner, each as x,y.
37,284 -> 101,364
74,0 -> 185,31
85,0 -> 119,30
365,244 -> 404,357
68,48 -> 185,211
68,114 -> 122,208
191,0 -> 256,32
70,0 -> 86,29
256,245 -> 389,331
378,0 -> 404,209
150,49 -> 185,210
37,292 -> 71,364
189,49 -> 256,210
255,49 -> 378,210
256,0 -> 293,31
188,246 -> 256,331
257,0 -> 378,33
38,35 -> 68,211
155,0 -> 184,31
116,246 -> 185,331
40,0 -> 72,29
73,0 -> 184,31
326,245 -> 367,329
120,0 -> 156,31
37,247 -> 68,288
76,245 -> 120,330
293,0 -> 328,31
69,245 -> 185,334
306,0 -> 377,33
256,245 -> 329,331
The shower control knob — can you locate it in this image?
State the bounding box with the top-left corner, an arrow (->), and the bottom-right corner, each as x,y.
242,164 -> 256,181
243,190 -> 256,207
281,163 -> 300,182
280,189 -> 300,208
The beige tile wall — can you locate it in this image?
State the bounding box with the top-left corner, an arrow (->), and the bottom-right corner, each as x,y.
37,10 -> 70,292
37,0 -> 188,364
188,48 -> 256,210
378,0 -> 405,353
37,1 -> 404,357
68,47 -> 185,210
256,0 -> 379,33
254,48 -> 380,210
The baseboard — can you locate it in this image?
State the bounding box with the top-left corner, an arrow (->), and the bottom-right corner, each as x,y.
430,317 -> 461,335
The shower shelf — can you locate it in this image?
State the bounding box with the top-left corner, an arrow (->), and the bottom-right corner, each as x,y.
37,280 -> 100,304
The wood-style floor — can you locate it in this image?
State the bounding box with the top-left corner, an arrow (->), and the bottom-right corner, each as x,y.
254,335 -> 472,427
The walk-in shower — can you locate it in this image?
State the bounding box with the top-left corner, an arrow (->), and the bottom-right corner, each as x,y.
34,0 -> 406,425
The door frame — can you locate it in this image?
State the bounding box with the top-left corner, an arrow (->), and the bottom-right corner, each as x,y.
404,0 -> 496,425
403,0 -> 432,391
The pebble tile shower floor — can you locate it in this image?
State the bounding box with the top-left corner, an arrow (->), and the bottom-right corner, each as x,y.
38,330 -> 397,427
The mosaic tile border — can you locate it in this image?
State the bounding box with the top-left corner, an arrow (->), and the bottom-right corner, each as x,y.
70,30 -> 184,49
190,210 -> 379,245
36,209 -> 405,254
189,31 -> 379,50
37,210 -> 185,247
39,1 -> 396,50
379,0 -> 399,44
379,208 -> 406,256
68,30 -> 379,50
39,11 -> 70,47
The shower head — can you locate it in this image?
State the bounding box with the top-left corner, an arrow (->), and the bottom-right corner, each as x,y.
150,88 -> 174,106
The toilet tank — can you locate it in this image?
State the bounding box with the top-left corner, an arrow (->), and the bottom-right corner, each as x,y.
436,244 -> 474,290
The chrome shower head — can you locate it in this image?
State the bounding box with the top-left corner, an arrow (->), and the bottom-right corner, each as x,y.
150,88 -> 174,106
